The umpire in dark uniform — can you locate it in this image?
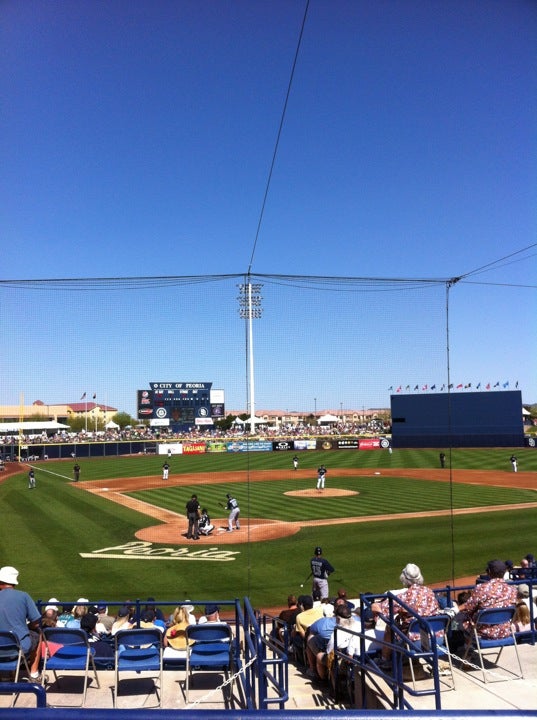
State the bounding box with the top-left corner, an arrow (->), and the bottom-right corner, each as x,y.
186,494 -> 200,540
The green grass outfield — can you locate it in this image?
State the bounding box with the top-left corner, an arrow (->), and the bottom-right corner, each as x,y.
1,447 -> 535,611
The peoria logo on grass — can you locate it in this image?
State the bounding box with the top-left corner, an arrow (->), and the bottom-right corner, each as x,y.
80,541 -> 240,562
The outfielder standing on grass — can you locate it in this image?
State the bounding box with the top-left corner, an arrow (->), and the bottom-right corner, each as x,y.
73,463 -> 81,482
28,469 -> 36,490
225,493 -> 240,532
162,461 -> 170,480
310,546 -> 335,599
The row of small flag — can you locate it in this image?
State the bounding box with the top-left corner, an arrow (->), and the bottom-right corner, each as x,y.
389,381 -> 518,393
80,392 -> 97,400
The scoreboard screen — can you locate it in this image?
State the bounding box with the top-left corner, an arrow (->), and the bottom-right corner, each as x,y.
137,382 -> 224,429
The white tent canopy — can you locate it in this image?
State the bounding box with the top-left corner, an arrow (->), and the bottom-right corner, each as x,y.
105,420 -> 120,429
244,416 -> 267,424
232,416 -> 246,425
318,413 -> 339,423
0,421 -> 70,434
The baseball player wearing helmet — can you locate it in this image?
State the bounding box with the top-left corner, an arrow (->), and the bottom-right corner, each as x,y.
225,493 -> 240,531
310,546 -> 335,600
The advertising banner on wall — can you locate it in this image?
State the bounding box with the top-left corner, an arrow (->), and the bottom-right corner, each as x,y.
206,441 -> 228,453
359,438 -> 381,449
316,439 -> 359,450
273,440 -> 293,452
226,441 -> 273,453
182,442 -> 206,455
337,438 -> 359,450
294,439 -> 317,450
158,443 -> 183,455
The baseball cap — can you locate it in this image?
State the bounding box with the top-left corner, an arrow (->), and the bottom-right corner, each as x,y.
0,566 -> 19,585
517,584 -> 530,598
46,598 -> 60,612
117,606 -> 131,618
487,559 -> 507,577
204,604 -> 219,616
314,546 -> 322,555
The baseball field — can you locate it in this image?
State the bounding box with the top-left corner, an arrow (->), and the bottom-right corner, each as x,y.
1,446 -> 536,612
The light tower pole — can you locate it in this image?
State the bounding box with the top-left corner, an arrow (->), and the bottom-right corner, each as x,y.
238,281 -> 263,435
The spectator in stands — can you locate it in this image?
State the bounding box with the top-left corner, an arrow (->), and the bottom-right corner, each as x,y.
322,604 -> 361,685
167,602 -> 196,627
198,604 -> 227,626
294,595 -> 324,640
111,606 -> 134,635
45,598 -> 60,614
305,603 -> 336,678
66,598 -> 89,629
511,600 -> 531,634
292,595 -> 324,665
275,594 -> 300,644
371,563 -> 440,667
163,605 -> 195,662
80,613 -> 115,665
144,597 -> 166,624
28,607 -> 59,680
447,590 -> 471,652
512,556 -> 532,580
140,608 -> 165,633
0,566 -> 41,674
334,588 -> 355,611
458,559 -> 517,644
56,603 -> 74,627
96,602 -> 114,633
515,583 -> 533,613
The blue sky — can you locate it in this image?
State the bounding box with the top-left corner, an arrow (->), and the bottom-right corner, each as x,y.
1,0 -> 536,416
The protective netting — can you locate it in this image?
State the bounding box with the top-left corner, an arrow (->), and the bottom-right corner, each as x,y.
1,274 -> 450,415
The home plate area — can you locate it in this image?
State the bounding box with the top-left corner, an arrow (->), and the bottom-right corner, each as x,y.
135,517 -> 301,544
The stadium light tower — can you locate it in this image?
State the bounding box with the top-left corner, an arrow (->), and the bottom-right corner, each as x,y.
238,282 -> 263,435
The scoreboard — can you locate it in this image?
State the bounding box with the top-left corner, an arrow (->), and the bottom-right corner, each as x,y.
137,382 -> 225,430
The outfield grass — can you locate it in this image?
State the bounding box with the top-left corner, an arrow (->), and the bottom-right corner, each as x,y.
1,447 -> 535,610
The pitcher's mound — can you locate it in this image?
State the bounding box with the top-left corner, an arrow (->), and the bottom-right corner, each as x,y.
285,488 -> 359,497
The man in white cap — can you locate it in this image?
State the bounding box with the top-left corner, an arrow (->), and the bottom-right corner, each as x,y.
0,566 -> 41,671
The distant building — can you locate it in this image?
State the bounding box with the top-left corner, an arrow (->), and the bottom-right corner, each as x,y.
227,408 -> 389,428
0,400 -> 117,427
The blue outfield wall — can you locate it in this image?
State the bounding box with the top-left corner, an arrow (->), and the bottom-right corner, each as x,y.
390,390 -> 524,448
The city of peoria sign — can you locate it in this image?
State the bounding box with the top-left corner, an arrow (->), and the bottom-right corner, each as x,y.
80,541 -> 240,562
